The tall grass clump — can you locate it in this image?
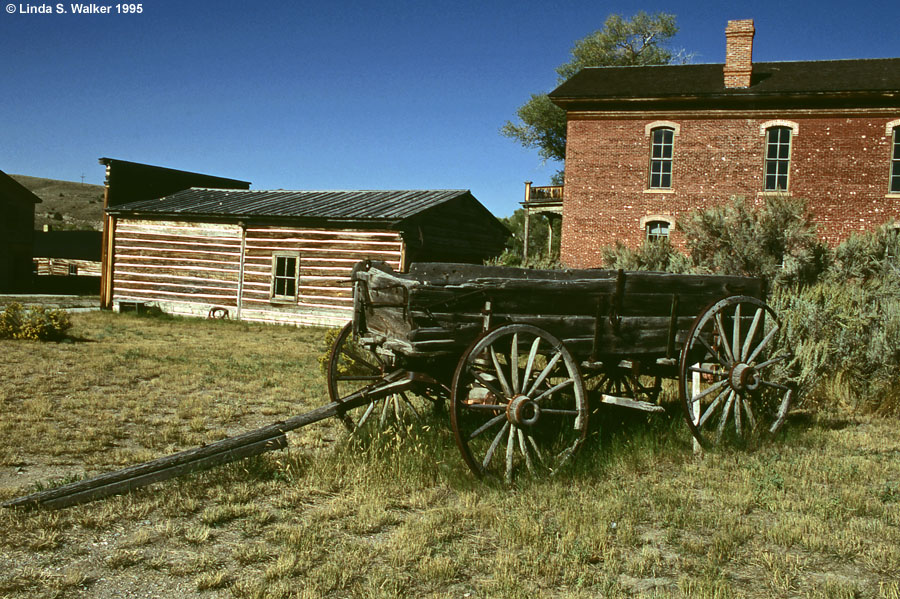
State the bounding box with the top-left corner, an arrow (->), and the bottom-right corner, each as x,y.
0,303 -> 72,341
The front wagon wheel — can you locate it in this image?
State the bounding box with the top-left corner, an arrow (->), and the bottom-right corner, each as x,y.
451,324 -> 588,482
327,323 -> 437,433
679,296 -> 794,448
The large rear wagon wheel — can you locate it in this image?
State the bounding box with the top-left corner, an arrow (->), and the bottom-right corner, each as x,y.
679,296 -> 794,448
451,324 -> 588,481
327,323 -> 437,433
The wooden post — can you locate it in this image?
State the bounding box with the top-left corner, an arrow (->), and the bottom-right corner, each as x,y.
522,182 -> 532,266
692,364 -> 702,455
236,222 -> 247,321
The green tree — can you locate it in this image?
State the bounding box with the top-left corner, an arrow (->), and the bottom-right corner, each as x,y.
501,12 -> 682,164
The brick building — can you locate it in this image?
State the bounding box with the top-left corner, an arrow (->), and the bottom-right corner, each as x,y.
547,19 -> 900,268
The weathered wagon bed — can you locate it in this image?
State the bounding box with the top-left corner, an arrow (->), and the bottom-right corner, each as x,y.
355,261 -> 765,362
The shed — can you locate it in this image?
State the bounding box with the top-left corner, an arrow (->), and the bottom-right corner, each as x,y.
105,188 -> 508,326
0,169 -> 42,292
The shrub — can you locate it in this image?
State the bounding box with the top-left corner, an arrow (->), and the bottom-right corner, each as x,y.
678,194 -> 829,285
772,279 -> 900,414
600,238 -> 691,272
829,222 -> 900,282
0,303 -> 72,341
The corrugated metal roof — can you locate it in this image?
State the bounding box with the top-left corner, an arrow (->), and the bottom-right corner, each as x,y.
107,188 -> 474,223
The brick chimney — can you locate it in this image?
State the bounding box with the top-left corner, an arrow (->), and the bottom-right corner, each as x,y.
723,19 -> 755,88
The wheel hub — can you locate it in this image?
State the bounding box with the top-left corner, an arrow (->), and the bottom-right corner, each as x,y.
507,395 -> 541,427
729,363 -> 760,392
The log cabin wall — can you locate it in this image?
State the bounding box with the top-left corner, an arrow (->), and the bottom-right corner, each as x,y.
238,225 -> 403,327
112,219 -> 243,317
110,218 -> 403,328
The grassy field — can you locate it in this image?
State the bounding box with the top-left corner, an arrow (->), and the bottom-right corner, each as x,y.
1,311 -> 899,598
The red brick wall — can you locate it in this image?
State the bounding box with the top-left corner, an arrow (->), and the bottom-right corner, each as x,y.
561,113 -> 900,269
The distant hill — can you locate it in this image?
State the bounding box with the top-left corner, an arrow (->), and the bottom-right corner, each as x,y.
11,174 -> 105,231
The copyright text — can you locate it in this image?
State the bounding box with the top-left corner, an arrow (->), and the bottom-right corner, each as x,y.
5,3 -> 143,14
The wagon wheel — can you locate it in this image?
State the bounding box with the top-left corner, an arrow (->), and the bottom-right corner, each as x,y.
679,296 -> 794,448
451,324 -> 588,481
327,323 -> 439,433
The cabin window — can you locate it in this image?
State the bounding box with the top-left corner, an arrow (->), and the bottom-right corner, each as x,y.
891,126 -> 900,193
68,264 -> 78,276
649,127 -> 675,189
764,126 -> 792,191
645,220 -> 670,242
271,254 -> 299,301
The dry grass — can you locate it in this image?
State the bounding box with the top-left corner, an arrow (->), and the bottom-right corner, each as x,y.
1,311 -> 899,598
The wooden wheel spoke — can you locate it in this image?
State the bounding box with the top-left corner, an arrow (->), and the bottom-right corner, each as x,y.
489,347 -> 513,397
399,392 -> 420,421
760,380 -> 791,392
540,408 -> 580,416
505,423 -> 516,483
463,403 -> 508,411
526,434 -> 544,464
517,428 -> 534,473
482,421 -> 509,470
379,396 -> 391,429
732,303 -> 742,363
715,313 -> 736,364
742,395 -> 757,431
510,333 -> 520,394
687,364 -> 725,378
472,370 -> 506,401
715,391 -> 736,443
354,400 -> 377,430
468,413 -> 507,441
752,353 -> 788,371
522,337 -> 541,388
691,378 -> 729,403
532,378 -> 575,404
741,307 -> 764,361
525,351 -> 562,396
746,325 -> 779,364
697,333 -> 728,366
734,394 -> 742,436
339,349 -> 381,374
697,387 -> 731,427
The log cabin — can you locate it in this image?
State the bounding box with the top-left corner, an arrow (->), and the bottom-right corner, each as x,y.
104,187 -> 508,327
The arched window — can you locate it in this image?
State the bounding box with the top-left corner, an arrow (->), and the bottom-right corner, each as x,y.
649,127 -> 675,189
764,126 -> 792,191
645,220 -> 670,242
891,126 -> 900,193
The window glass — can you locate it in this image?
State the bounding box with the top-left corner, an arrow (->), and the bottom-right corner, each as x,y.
646,220 -> 670,242
764,127 -> 792,191
649,128 -> 674,189
272,255 -> 298,300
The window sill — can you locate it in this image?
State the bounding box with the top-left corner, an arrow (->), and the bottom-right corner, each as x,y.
270,297 -> 298,305
886,193 -> 900,199
643,189 -> 675,194
758,191 -> 792,197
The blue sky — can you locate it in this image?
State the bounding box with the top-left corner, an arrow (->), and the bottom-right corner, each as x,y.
2,0 -> 898,217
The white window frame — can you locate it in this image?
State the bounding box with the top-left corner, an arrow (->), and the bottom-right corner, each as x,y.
270,253 -> 300,302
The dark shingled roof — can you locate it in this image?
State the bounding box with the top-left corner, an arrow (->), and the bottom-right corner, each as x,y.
107,188 -> 478,224
549,58 -> 900,108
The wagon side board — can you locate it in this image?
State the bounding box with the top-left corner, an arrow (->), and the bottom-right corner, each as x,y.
353,262 -> 766,361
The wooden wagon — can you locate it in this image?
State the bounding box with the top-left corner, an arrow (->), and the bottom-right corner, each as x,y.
327,261 -> 795,481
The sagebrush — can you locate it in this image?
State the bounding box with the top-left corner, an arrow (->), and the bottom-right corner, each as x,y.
0,303 -> 71,341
